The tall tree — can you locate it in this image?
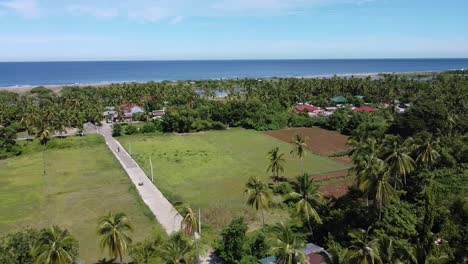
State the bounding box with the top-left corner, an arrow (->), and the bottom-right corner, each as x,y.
161,233 -> 195,264
380,135 -> 416,187
175,202 -> 198,236
97,212 -> 133,264
267,147 -> 285,180
287,174 -> 323,234
320,240 -> 350,264
244,176 -> 271,226
347,229 -> 382,264
411,132 -> 440,168
32,226 -> 78,264
290,134 -> 307,174
268,222 -> 307,264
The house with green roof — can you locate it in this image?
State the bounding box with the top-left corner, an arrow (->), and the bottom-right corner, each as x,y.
330,96 -> 347,104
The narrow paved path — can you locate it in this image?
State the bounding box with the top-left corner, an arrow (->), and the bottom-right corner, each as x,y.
99,123 -> 220,263
99,123 -> 183,234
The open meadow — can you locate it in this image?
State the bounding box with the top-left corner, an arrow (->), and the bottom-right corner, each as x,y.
118,128 -> 350,233
0,135 -> 163,262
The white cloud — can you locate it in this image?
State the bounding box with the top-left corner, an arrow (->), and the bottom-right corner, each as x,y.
0,0 -> 39,18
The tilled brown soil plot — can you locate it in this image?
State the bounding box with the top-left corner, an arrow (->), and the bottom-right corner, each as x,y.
265,127 -> 354,197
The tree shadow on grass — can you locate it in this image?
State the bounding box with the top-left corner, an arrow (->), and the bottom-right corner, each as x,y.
94,257 -> 117,264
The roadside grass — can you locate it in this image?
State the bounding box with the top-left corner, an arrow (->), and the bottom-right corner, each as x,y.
118,128 -> 350,237
0,135 -> 164,263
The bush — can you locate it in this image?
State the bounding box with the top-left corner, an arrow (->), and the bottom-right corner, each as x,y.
142,122 -> 157,133
217,217 -> 248,264
125,125 -> 138,135
112,124 -> 122,137
273,182 -> 293,195
211,121 -> 227,130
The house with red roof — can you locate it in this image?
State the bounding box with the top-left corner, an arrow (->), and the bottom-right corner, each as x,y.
353,106 -> 377,113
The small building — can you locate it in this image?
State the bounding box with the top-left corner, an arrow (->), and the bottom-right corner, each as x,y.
152,108 -> 166,119
120,103 -> 145,114
330,96 -> 347,104
258,243 -> 326,264
103,110 -> 118,122
295,105 -> 322,113
353,106 -> 377,113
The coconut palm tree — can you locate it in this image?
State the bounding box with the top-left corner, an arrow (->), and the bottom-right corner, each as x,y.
32,226 -> 77,264
174,202 -> 198,236
401,241 -> 448,264
291,135 -> 307,174
97,212 -> 133,264
320,240 -> 350,264
244,176 -> 271,226
267,147 -> 286,180
347,229 -> 382,264
268,222 -> 308,264
411,133 -> 440,168
380,135 -> 416,187
162,233 -> 195,264
287,174 -> 322,234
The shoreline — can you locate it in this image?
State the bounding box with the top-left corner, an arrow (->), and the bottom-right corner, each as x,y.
0,71 -> 439,93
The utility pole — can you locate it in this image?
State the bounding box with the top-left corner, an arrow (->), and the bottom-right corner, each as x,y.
198,208 -> 201,235
149,157 -> 154,182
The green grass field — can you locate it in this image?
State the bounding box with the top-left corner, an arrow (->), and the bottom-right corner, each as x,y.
0,135 -> 163,262
118,128 -> 350,232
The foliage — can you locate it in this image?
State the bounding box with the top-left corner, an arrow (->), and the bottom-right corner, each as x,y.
244,177 -> 272,226
0,228 -> 39,264
112,123 -> 122,137
216,217 -> 248,264
97,212 -> 133,264
268,222 -> 307,264
0,126 -> 22,158
32,226 -> 79,264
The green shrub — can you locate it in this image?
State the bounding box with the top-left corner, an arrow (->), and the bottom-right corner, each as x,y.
125,125 -> 138,135
273,182 -> 293,195
112,124 -> 122,137
142,122 -> 157,133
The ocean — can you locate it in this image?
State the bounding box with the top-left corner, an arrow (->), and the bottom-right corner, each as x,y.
1,58 -> 467,87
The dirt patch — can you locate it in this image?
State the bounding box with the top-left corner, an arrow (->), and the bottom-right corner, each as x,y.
319,178 -> 354,198
264,127 -> 350,162
313,169 -> 350,182
265,127 -> 354,198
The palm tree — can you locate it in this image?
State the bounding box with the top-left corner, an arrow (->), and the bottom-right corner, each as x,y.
411,133 -> 440,168
380,135 -> 416,187
287,174 -> 322,234
291,135 -> 307,174
378,236 -> 403,264
402,241 -> 448,264
175,202 -> 198,236
244,176 -> 271,226
347,229 -> 382,264
162,233 -> 195,264
268,222 -> 308,264
32,226 -> 77,264
320,240 -> 350,264
267,147 -> 286,180
97,212 -> 133,264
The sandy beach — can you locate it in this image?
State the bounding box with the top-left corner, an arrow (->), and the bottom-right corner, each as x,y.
0,71 -> 439,94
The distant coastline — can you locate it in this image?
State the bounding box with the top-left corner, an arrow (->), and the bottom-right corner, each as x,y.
1,58 -> 466,91
0,71 -> 441,93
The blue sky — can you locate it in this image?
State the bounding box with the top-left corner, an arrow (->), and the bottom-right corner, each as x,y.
0,0 -> 467,61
